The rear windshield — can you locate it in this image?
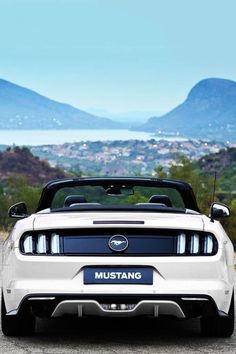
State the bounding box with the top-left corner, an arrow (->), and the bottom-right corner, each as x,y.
51,185 -> 185,209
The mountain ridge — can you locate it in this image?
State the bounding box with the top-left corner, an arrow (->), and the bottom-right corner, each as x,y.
0,79 -> 123,129
137,78 -> 236,141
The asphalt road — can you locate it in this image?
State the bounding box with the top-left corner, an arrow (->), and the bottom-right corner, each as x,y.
0,237 -> 235,354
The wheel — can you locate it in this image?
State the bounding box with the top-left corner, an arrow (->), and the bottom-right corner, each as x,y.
1,292 -> 36,336
200,292 -> 235,337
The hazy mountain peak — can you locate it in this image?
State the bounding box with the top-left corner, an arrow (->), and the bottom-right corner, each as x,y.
137,78 -> 236,142
187,78 -> 236,100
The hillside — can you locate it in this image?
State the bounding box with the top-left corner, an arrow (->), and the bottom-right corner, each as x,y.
0,79 -> 122,129
0,146 -> 67,185
138,78 -> 236,142
198,147 -> 236,175
198,147 -> 236,192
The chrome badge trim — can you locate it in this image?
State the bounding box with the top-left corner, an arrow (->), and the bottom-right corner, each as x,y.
108,234 -> 129,252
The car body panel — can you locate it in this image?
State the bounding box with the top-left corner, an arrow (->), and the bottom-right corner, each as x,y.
32,212 -> 205,232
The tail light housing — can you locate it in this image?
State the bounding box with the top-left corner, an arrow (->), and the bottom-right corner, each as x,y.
20,229 -> 218,256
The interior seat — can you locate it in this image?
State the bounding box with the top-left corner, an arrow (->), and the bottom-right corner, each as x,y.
148,195 -> 173,207
64,195 -> 87,207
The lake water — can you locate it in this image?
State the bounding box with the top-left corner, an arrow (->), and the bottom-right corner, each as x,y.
0,129 -> 184,146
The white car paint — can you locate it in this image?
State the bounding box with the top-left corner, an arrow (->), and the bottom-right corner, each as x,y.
2,210 -> 234,316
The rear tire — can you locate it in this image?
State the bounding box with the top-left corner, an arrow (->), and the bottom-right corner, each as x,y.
200,292 -> 235,337
1,292 -> 36,336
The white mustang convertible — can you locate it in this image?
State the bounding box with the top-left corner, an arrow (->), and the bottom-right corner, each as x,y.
1,177 -> 235,337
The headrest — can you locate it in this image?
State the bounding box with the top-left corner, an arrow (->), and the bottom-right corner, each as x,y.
64,195 -> 87,207
148,195 -> 172,207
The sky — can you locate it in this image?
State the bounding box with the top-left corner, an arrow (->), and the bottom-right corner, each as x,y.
0,0 -> 236,119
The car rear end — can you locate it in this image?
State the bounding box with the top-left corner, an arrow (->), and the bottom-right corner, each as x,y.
2,177 -> 234,337
2,212 -> 234,328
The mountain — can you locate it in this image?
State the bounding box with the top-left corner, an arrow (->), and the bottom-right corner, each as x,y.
0,79 -> 123,129
138,78 -> 236,141
0,146 -> 67,185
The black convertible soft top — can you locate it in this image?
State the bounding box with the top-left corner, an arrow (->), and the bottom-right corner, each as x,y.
36,177 -> 200,212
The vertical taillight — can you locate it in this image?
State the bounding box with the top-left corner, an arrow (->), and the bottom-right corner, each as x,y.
190,234 -> 199,254
37,234 -> 47,254
51,233 -> 60,254
204,235 -> 213,254
177,233 -> 186,254
23,235 -> 34,253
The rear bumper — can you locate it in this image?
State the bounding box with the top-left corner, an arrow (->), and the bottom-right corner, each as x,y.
3,248 -> 234,316
7,293 -> 221,319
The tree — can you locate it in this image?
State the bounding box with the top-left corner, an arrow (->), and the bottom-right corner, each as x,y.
153,166 -> 167,179
168,156 -> 214,213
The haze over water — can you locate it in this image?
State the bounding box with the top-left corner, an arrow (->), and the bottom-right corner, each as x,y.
0,130 -> 187,146
0,129 -> 153,146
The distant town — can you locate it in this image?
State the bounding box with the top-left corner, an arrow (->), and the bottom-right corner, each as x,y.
31,139 -> 230,176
